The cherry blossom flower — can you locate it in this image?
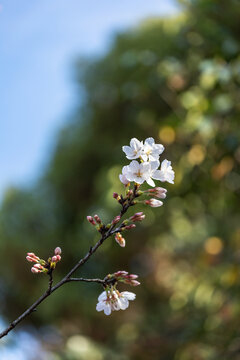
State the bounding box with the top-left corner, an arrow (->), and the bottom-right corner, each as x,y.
96,290 -> 136,315
124,160 -> 152,185
122,138 -> 143,160
152,159 -> 175,184
141,137 -> 164,162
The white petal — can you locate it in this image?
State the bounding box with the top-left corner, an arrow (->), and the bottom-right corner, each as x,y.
119,174 -> 129,185
145,137 -> 155,146
122,165 -> 129,175
119,297 -> 129,310
152,170 -> 165,181
154,144 -> 164,154
98,291 -> 107,302
146,177 -> 155,187
141,153 -> 148,162
150,161 -> 160,171
103,303 -> 112,316
130,138 -> 142,149
140,162 -> 151,172
133,176 -> 145,184
122,146 -> 133,156
161,159 -> 170,171
129,160 -> 140,171
121,291 -> 136,301
96,301 -> 105,312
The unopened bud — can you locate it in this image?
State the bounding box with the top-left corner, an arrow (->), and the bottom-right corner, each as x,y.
115,232 -> 126,247
54,247 -> 62,255
26,253 -> 40,263
130,212 -> 145,222
126,274 -> 138,279
124,224 -> 136,230
94,215 -> 102,224
113,192 -> 119,199
87,216 -> 96,225
129,280 -> 140,286
112,215 -> 121,225
114,270 -> 128,277
145,199 -> 163,208
31,267 -> 40,273
147,187 -> 167,199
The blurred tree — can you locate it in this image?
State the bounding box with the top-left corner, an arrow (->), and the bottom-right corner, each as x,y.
1,0 -> 240,358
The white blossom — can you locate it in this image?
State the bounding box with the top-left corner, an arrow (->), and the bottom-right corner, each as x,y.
96,290 -> 136,315
119,165 -> 130,185
152,159 -> 175,184
141,137 -> 164,162
122,138 -> 143,160
124,160 -> 152,185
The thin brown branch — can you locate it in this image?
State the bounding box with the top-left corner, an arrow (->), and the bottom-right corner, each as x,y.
0,185 -> 139,339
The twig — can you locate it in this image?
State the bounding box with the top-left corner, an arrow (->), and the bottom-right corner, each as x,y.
0,186 -> 139,339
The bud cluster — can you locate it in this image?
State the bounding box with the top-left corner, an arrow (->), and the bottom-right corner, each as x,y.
87,214 -> 107,233
113,271 -> 140,286
143,187 -> 167,208
26,247 -> 62,274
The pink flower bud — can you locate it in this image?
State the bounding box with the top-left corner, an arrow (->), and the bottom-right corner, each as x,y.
112,215 -> 121,225
145,199 -> 163,208
34,263 -> 44,270
147,187 -> 167,199
126,274 -> 138,279
115,232 -> 126,247
31,267 -> 40,273
94,214 -> 102,224
130,212 -> 145,222
26,253 -> 40,263
52,254 -> 61,263
129,280 -> 141,286
87,216 -> 96,225
124,224 -> 136,230
54,247 -> 62,255
113,192 -> 119,199
114,270 -> 129,277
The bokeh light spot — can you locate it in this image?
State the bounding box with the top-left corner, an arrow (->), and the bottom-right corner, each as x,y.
159,126 -> 176,144
204,237 -> 223,255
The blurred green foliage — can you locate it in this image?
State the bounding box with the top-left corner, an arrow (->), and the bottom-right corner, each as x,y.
1,0 -> 240,358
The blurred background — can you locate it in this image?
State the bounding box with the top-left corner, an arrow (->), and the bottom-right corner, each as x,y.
1,0 -> 240,359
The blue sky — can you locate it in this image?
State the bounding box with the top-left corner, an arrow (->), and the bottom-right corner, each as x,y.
0,0 -> 179,204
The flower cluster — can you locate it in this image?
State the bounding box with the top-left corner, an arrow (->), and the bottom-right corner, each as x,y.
120,137 -> 174,186
96,290 -> 136,316
96,271 -> 139,315
26,247 -> 61,274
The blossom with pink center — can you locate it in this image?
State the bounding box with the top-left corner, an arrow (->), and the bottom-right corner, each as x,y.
96,290 -> 136,315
